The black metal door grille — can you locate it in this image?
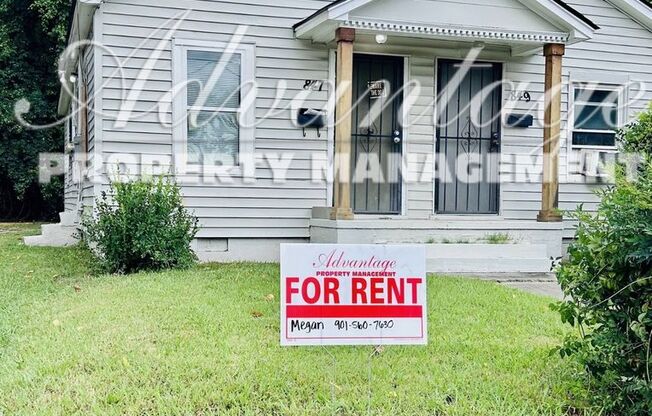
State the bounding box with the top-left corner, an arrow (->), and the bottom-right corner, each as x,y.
350,54 -> 404,215
435,60 -> 502,214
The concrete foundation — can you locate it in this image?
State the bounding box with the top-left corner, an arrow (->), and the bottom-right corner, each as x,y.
194,238 -> 308,263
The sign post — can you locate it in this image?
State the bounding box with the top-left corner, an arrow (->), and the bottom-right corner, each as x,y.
280,244 -> 427,346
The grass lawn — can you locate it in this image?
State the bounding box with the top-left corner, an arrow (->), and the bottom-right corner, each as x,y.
0,223 -> 592,415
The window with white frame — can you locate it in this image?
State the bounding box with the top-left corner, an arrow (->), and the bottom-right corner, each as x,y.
173,39 -> 255,168
571,84 -> 624,149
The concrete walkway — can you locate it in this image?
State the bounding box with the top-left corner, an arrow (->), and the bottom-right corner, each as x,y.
499,281 -> 564,299
442,273 -> 565,300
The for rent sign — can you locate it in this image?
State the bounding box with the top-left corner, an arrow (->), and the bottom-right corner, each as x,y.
280,244 -> 427,346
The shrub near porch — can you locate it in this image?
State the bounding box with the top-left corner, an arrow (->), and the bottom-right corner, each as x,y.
0,224 -> 593,415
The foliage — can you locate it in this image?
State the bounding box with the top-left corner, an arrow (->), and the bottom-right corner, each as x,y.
553,160 -> 652,412
0,0 -> 71,220
485,233 -> 512,244
618,103 -> 652,156
82,177 -> 199,274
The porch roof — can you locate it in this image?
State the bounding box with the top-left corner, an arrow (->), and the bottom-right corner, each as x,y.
293,0 -> 599,55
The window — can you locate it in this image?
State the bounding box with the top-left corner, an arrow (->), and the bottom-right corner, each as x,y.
571,84 -> 623,149
173,39 -> 255,169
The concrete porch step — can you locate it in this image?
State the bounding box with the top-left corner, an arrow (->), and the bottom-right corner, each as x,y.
428,258 -> 552,273
425,243 -> 552,273
23,212 -> 79,247
58,211 -> 78,226
310,214 -> 564,263
426,243 -> 546,259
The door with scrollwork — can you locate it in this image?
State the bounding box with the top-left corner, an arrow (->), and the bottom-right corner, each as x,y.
350,54 -> 404,215
435,59 -> 502,214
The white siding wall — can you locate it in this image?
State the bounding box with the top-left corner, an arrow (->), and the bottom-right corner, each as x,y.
503,0 -> 652,238
91,0 -> 651,241
97,0 -> 333,238
407,54 -> 436,219
63,120 -> 78,212
561,0 -> 652,238
63,36 -> 97,215
81,37 -> 96,212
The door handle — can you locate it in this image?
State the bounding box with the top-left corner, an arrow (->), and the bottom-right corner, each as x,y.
490,133 -> 500,148
393,130 -> 401,144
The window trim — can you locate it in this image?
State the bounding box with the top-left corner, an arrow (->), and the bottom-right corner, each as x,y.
172,38 -> 256,174
568,82 -> 626,150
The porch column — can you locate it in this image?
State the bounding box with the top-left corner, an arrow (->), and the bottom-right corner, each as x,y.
537,43 -> 565,223
331,27 -> 355,220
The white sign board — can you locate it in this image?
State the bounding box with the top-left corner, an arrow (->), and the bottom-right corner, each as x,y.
280,244 -> 427,346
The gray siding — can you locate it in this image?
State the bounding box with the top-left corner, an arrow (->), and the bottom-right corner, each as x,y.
63,118 -> 78,212
502,0 -> 652,238
82,36 -> 96,212
84,36 -> 96,155
562,0 -> 652,239
64,28 -> 98,215
64,37 -> 96,211
98,0 -> 333,238
91,0 -> 651,240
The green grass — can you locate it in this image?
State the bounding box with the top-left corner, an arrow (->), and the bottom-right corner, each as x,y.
484,233 -> 513,245
0,223 -> 592,415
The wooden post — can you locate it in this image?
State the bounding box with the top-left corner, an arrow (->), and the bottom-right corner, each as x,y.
538,43 -> 564,223
331,27 -> 355,220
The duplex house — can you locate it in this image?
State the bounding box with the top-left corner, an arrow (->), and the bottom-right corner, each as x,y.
27,0 -> 652,273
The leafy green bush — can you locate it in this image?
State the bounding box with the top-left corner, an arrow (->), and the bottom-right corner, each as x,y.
554,111 -> 652,414
82,177 -> 198,274
619,102 -> 652,155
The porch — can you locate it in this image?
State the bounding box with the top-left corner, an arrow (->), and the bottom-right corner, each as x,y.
310,208 -> 563,273
294,0 -> 597,272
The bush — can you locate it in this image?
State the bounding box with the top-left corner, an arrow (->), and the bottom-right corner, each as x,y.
554,111 -> 652,415
83,177 -> 199,274
619,103 -> 652,155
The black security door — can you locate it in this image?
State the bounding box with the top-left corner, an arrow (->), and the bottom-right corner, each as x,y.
350,54 -> 404,215
436,60 -> 502,214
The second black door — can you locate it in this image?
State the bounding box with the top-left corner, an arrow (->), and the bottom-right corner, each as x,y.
436,59 -> 502,214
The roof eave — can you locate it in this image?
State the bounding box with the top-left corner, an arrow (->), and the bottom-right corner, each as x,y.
606,0 -> 652,31
295,0 -> 598,45
294,10 -> 331,40
294,0 -> 378,42
518,0 -> 598,43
